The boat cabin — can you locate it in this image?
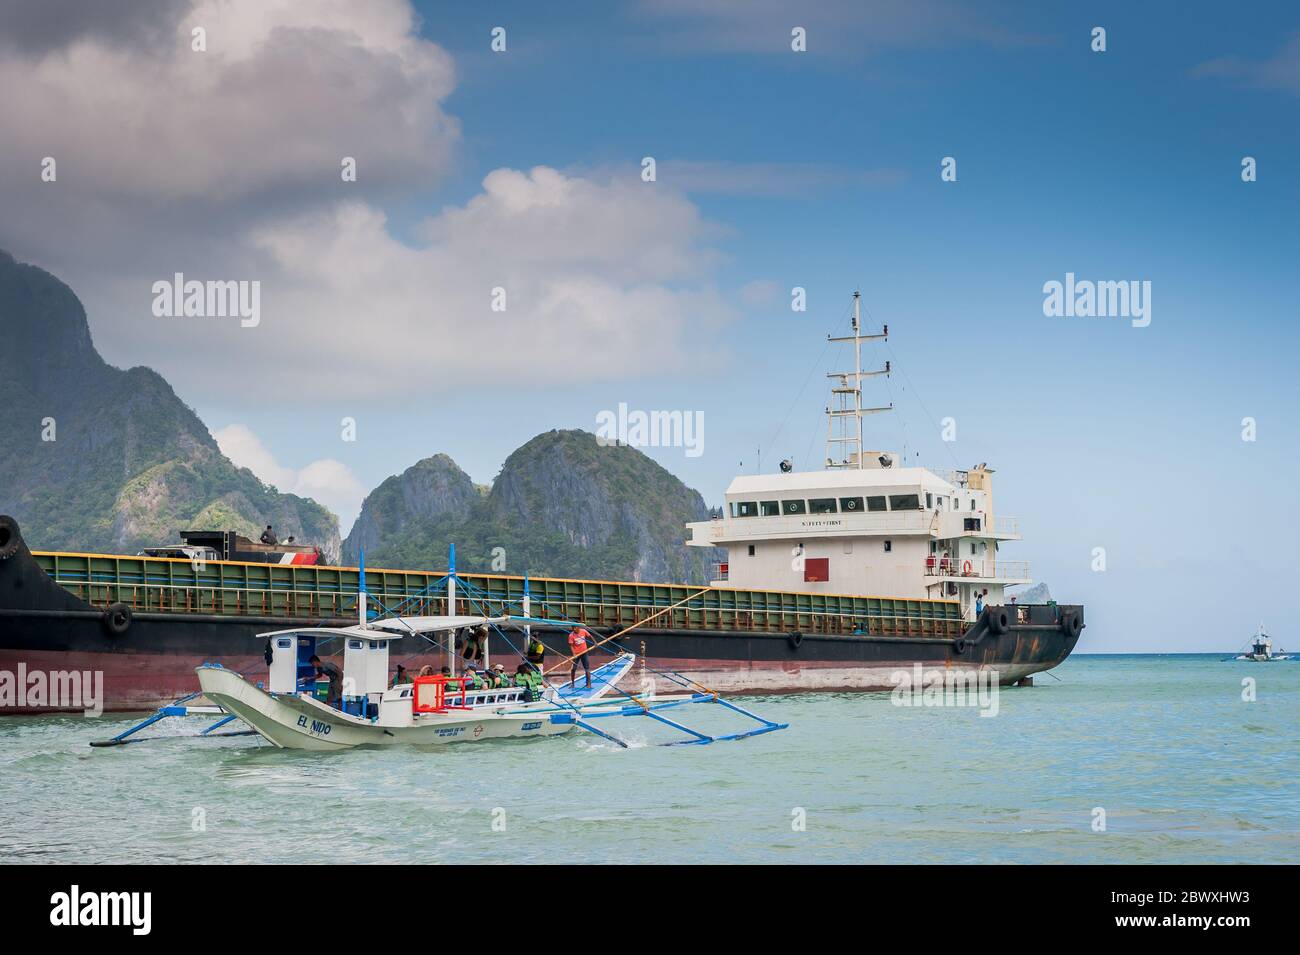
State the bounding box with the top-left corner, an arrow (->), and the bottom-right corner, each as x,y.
260,615 -> 535,725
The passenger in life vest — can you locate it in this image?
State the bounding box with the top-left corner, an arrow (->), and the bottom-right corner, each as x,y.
525,635 -> 547,672
463,665 -> 485,691
490,663 -> 509,687
568,626 -> 594,690
515,663 -> 542,701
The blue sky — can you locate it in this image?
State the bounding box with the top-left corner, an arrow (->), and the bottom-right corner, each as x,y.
4,1 -> 1297,651
234,1 -> 1298,651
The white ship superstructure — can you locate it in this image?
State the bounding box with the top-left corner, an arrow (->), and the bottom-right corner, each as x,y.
687,292 -> 1032,620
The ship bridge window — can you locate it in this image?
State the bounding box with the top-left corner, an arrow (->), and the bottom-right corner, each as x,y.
889,494 -> 921,511
276,637 -> 293,649
348,639 -> 364,650
866,496 -> 887,512
809,498 -> 838,514
839,496 -> 864,512
782,500 -> 807,515
760,501 -> 780,516
730,501 -> 759,518
926,492 -> 933,509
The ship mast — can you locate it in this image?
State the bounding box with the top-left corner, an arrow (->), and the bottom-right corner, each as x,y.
825,291 -> 891,469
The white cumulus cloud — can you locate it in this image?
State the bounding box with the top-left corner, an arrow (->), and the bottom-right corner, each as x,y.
214,423 -> 366,530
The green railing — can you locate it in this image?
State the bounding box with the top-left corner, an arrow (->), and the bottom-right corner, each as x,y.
32,551 -> 963,639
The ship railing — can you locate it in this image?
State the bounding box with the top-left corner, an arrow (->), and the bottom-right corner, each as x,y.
44,575 -> 971,639
927,467 -> 970,487
923,558 -> 1030,580
993,515 -> 1019,536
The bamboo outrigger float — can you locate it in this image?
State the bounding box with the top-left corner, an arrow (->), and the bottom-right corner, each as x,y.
91,548 -> 788,750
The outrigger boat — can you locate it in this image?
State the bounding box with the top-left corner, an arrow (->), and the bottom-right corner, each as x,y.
92,553 -> 788,751
1232,623 -> 1291,662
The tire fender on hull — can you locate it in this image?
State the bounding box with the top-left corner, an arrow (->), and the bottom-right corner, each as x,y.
0,515 -> 20,561
1061,612 -> 1082,638
102,603 -> 133,637
987,607 -> 1010,635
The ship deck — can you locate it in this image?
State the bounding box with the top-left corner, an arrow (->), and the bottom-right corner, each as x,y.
31,550 -> 965,638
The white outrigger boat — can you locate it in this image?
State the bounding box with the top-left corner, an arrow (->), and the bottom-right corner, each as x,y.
195,616 -> 644,751
93,554 -> 788,751
1233,623 -> 1291,662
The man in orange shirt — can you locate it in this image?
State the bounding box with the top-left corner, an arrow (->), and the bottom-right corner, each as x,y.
568,626 -> 594,690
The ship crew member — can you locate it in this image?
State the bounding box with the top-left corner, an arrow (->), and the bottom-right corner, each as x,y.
525,634 -> 547,672
260,525 -> 278,545
975,593 -> 985,616
307,654 -> 343,706
568,626 -> 593,690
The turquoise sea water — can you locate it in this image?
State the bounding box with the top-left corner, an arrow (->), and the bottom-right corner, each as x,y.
0,654 -> 1295,864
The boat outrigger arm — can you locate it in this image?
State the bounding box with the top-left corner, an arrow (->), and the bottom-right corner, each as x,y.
89,689 -> 260,747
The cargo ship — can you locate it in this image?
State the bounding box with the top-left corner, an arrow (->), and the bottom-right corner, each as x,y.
0,294 -> 1082,712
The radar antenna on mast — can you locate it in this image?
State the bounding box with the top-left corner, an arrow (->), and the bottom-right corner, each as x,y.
825,290 -> 891,469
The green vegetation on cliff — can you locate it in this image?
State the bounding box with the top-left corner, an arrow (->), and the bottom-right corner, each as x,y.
345,430 -> 719,583
0,249 -> 339,558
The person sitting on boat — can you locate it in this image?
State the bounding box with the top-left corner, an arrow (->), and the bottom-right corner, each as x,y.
307,654 -> 343,706
260,525 -> 277,545
525,634 -> 546,672
515,663 -> 542,700
568,626 -> 593,690
390,664 -> 410,688
489,663 -> 510,687
463,664 -> 485,691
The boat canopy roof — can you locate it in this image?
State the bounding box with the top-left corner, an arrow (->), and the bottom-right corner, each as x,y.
368,614 -> 510,635
260,615 -> 510,642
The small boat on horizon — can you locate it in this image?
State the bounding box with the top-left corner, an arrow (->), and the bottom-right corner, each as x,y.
1233,623 -> 1290,662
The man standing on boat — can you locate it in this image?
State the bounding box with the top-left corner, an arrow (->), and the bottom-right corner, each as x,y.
568,626 -> 593,690
307,654 -> 343,706
525,633 -> 547,673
